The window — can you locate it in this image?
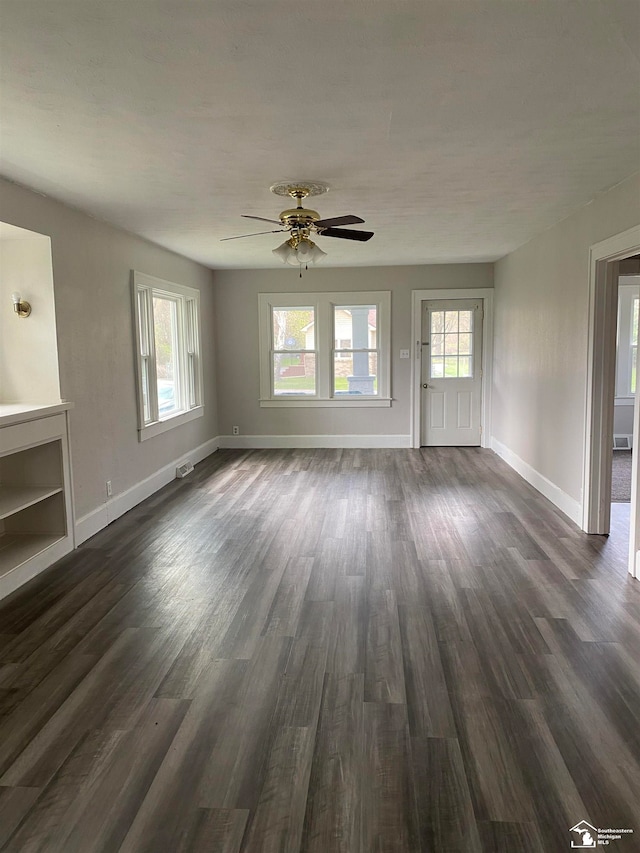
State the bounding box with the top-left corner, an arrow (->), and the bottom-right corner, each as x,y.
258,291 -> 391,407
132,271 -> 203,440
616,283 -> 640,398
429,308 -> 473,378
272,307 -> 316,396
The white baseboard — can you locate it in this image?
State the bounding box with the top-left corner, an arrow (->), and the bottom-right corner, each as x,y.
75,435 -> 219,545
217,434 -> 411,449
491,437 -> 582,526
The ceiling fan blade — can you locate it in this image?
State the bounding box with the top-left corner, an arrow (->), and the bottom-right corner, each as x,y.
242,214 -> 282,225
314,214 -> 364,228
221,229 -> 286,241
317,227 -> 374,242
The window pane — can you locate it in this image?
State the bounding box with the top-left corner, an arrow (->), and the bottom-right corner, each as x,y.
153,296 -> 179,417
273,307 -> 315,350
458,333 -> 472,355
458,356 -> 472,377
431,333 -> 444,355
632,346 -> 637,394
458,311 -> 472,332
431,357 -> 444,377
334,305 -> 376,352
431,311 -> 444,334
444,334 -> 459,355
334,351 -> 378,395
445,356 -> 458,376
633,298 -> 639,347
444,311 -> 459,332
274,352 -> 316,395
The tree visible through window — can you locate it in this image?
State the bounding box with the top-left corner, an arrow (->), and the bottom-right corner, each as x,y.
430,309 -> 473,378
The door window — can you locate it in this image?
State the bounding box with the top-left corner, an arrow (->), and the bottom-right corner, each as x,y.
430,309 -> 473,378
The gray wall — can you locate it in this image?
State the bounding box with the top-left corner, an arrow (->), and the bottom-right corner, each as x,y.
493,172 -> 640,504
0,177 -> 218,519
0,231 -> 60,403
213,264 -> 493,438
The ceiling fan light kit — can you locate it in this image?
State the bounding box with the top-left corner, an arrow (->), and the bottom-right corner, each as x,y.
273,235 -> 327,267
222,181 -> 373,273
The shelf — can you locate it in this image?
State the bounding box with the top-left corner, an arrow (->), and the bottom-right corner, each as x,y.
0,533 -> 64,578
0,485 -> 63,520
0,409 -> 74,600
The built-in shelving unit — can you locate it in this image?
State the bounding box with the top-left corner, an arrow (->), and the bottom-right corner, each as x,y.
0,403 -> 74,600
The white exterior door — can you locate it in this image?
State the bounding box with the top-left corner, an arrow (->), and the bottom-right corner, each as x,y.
420,299 -> 483,446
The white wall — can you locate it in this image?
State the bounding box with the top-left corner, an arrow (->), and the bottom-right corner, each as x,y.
0,177 -> 218,522
0,230 -> 60,403
493,173 -> 640,506
213,264 -> 493,440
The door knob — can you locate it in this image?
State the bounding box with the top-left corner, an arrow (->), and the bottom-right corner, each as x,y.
422,383 -> 430,389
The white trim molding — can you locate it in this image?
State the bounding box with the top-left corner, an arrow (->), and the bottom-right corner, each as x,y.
410,287 -> 494,449
75,435 -> 219,545
492,437 -> 582,526
217,434 -> 411,449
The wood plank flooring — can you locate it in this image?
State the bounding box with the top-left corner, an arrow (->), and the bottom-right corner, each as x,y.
0,447 -> 639,852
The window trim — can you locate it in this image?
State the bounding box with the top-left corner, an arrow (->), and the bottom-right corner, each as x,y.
132,271 -> 204,441
258,291 -> 391,407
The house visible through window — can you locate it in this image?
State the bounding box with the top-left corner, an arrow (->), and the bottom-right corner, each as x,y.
133,271 -> 203,440
258,291 -> 391,407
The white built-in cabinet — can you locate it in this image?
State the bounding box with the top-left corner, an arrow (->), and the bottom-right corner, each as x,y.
0,404 -> 74,600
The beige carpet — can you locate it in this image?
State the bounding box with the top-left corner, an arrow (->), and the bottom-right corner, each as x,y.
612,450 -> 632,503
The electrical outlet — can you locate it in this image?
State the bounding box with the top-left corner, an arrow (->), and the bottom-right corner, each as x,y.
106,480 -> 112,497
400,349 -> 410,359
232,426 -> 240,436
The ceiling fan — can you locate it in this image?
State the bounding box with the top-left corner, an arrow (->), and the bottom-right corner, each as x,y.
221,181 -> 373,270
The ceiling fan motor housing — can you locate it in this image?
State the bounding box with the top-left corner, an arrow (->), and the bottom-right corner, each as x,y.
279,207 -> 320,228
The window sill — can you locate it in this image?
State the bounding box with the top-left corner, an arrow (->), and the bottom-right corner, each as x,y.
260,398 -> 392,408
138,406 -> 203,441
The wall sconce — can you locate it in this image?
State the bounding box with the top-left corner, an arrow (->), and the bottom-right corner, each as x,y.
11,292 -> 31,318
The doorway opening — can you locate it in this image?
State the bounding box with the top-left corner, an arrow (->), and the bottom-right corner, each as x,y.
583,225 -> 640,578
611,273 -> 639,505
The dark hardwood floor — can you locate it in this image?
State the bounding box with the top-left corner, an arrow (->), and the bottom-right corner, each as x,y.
0,447 -> 639,852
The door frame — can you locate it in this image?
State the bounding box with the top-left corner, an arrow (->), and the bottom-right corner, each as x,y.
583,225 -> 640,578
410,288 -> 494,449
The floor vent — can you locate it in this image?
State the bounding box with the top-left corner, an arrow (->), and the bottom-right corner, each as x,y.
176,461 -> 194,478
613,435 -> 632,450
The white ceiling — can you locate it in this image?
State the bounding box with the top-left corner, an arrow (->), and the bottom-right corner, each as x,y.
0,0 -> 638,269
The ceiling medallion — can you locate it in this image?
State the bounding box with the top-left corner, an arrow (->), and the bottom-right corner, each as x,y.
270,180 -> 329,199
